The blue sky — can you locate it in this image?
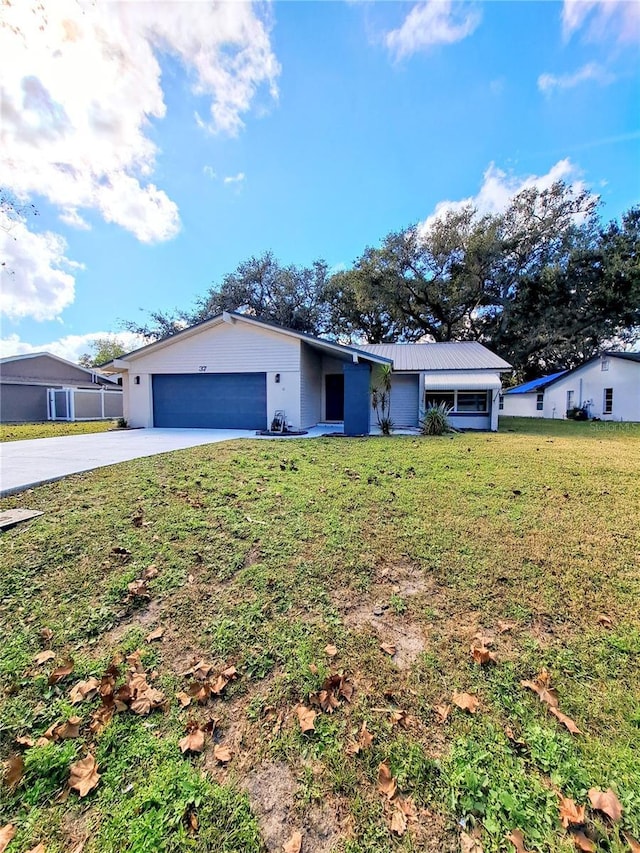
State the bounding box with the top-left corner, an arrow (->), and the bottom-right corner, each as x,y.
1,0 -> 638,361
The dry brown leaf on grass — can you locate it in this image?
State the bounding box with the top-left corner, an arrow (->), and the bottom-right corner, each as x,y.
179,724 -> 206,754
213,745 -> 233,764
435,703 -> 451,723
48,659 -> 74,685
296,705 -> 316,733
597,614 -> 613,629
623,832 -> 640,853
390,808 -> 407,836
33,649 -> 56,665
587,788 -> 623,822
68,754 -> 100,797
548,706 -> 581,735
309,673 -> 353,713
497,620 -> 517,634
54,716 -> 82,739
571,831 -> 596,852
145,627 -> 165,643
520,669 -> 559,708
0,826 -> 15,853
452,692 -> 480,713
142,564 -> 159,580
347,721 -> 374,754
324,644 -> 338,657
69,677 -> 100,704
40,627 -> 54,643
176,691 -> 192,708
26,845 -> 46,853
380,642 -> 396,656
390,709 -> 409,728
283,831 -> 302,853
506,829 -> 531,852
459,829 -> 483,853
377,762 -> 397,800
4,754 -> 24,788
16,735 -> 34,747
558,796 -> 585,828
470,642 -> 497,665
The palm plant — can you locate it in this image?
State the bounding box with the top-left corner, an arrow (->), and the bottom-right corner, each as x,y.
371,364 -> 394,435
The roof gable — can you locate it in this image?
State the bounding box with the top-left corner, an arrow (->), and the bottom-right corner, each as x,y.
107,312 -> 392,369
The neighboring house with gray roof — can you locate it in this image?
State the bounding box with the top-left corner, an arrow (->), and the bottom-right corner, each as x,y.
502,352 -> 640,421
104,312 -> 511,434
0,352 -> 122,423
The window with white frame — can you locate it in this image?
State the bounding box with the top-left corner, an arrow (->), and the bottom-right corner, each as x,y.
425,390 -> 489,413
536,393 -> 544,411
499,394 -> 504,410
603,388 -> 613,414
601,358 -> 609,371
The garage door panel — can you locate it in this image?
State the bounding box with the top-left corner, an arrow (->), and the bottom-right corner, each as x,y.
152,373 -> 266,429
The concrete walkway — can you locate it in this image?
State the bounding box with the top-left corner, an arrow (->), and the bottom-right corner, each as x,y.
0,426 -> 343,497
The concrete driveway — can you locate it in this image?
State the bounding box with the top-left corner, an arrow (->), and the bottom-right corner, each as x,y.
0,428 -> 258,496
0,425 -> 340,497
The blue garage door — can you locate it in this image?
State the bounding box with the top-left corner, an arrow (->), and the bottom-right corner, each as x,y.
152,373 -> 267,429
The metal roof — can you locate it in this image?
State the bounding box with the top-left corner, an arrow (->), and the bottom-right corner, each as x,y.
505,371 -> 567,395
359,342 -> 511,371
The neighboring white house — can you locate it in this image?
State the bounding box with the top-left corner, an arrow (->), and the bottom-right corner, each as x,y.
501,371 -> 567,418
104,312 -> 511,433
502,352 -> 640,421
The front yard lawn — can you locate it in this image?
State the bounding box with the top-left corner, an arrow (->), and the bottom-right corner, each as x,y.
0,421 -> 638,852
0,421 -> 118,442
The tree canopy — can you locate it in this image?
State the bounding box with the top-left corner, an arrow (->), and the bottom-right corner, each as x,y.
78,336 -> 128,368
124,184 -> 639,378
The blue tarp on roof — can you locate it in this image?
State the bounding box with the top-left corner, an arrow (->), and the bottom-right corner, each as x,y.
505,371 -> 567,394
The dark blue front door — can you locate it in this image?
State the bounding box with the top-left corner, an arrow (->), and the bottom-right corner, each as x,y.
152,373 -> 267,429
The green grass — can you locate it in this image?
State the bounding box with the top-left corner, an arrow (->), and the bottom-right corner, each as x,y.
1,420 -> 638,852
0,420 -> 119,442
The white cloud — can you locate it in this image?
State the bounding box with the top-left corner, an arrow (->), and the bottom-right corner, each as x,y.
224,172 -> 246,185
203,166 -> 217,180
0,1 -> 279,244
0,1 -> 279,323
0,209 -> 81,321
0,331 -> 147,363
59,208 -> 91,230
562,0 -> 640,43
538,62 -> 615,93
386,1 -> 481,60
420,159 -> 586,232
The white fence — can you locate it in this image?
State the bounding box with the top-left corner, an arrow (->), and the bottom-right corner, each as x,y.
47,387 -> 123,421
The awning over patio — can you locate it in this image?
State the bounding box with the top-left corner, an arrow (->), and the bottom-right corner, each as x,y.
423,372 -> 502,390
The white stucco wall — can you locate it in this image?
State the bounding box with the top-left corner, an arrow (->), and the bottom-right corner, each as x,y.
501,393 -> 544,418
544,357 -> 639,421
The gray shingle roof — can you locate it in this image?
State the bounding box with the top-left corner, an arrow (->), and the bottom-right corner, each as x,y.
359,342 -> 512,371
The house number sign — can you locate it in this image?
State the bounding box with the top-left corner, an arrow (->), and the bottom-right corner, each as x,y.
198,366 -> 207,372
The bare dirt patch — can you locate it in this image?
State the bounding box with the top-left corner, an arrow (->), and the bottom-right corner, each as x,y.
242,761 -> 346,853
334,561 -> 433,668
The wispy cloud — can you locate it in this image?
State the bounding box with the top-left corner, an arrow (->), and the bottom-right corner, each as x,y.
562,0 -> 640,43
386,0 -> 481,61
538,62 -> 615,94
203,165 -> 217,180
223,172 -> 246,185
0,331 -> 147,362
420,159 -> 586,233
